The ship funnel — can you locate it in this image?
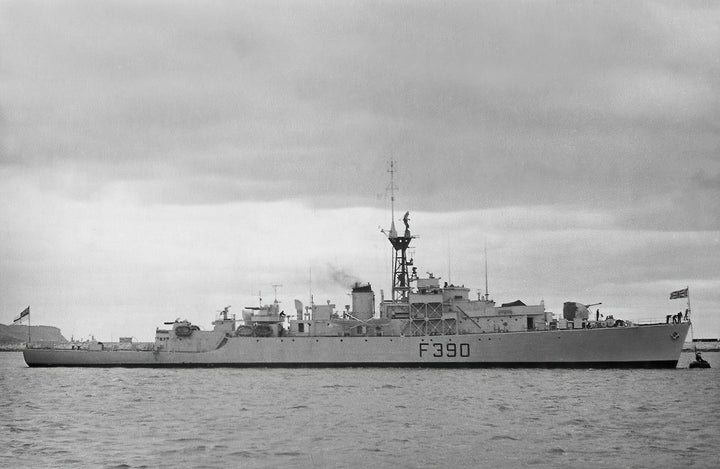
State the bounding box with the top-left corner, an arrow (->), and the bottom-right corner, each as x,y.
351,282 -> 375,320
294,300 -> 303,318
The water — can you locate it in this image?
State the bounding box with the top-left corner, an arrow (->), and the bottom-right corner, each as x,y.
1,352 -> 718,468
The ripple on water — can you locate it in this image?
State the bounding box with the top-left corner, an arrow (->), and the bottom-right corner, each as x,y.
2,352 -> 718,469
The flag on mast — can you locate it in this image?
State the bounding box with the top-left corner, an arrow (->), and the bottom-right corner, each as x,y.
14,306 -> 30,323
669,288 -> 689,300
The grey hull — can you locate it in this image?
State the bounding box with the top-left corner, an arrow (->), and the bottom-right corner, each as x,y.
24,323 -> 689,368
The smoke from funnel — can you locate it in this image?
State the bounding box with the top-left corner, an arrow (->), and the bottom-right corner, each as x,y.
326,263 -> 361,289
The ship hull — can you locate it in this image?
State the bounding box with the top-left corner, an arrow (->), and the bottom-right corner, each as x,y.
23,323 -> 689,368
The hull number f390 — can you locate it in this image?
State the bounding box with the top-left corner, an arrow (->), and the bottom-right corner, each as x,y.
419,342 -> 470,358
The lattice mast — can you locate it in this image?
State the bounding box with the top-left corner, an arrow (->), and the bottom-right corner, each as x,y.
384,161 -> 414,302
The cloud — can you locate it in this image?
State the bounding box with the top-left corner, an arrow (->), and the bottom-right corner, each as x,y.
1,1 -> 719,338
2,2 -> 719,222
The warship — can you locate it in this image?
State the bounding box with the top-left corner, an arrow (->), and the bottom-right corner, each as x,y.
23,214 -> 690,368
23,167 -> 690,368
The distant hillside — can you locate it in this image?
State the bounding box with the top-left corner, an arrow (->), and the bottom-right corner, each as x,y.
0,324 -> 67,345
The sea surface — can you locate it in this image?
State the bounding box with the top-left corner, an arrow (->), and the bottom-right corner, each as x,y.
1,352 -> 718,469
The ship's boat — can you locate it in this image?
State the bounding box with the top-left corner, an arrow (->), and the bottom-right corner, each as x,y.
175,326 -> 192,337
235,325 -> 253,337
22,208 -> 691,368
254,324 -> 273,337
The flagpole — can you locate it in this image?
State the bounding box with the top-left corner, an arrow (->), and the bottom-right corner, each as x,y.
686,287 -> 696,355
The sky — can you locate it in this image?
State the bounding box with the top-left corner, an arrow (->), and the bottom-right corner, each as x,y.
1,0 -> 719,341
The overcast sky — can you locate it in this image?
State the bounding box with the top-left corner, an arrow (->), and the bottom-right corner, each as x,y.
2,0 -> 719,341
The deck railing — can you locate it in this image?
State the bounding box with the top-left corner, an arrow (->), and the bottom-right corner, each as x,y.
633,317 -> 687,325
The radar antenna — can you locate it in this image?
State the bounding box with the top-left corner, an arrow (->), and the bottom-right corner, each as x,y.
271,284 -> 283,302
382,159 -> 414,302
484,239 -> 489,301
387,160 -> 399,237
